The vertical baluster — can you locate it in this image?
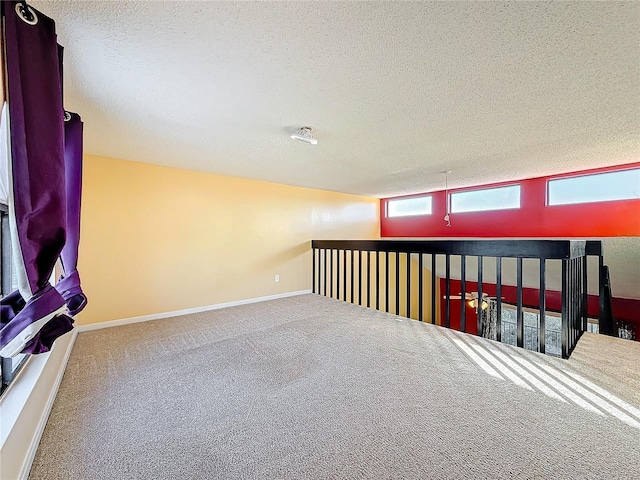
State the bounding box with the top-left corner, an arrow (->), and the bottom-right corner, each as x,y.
577,258 -> 581,334
418,253 -> 423,322
329,249 -> 334,298
350,250 -> 354,303
516,257 -> 523,348
385,251 -> 389,313
445,254 -> 451,328
577,258 -> 582,341
573,258 -> 581,347
343,250 -> 347,301
359,250 -> 363,305
496,257 -> 502,342
478,256 -> 484,337
312,248 -> 316,294
395,251 -> 400,315
573,258 -> 578,349
569,258 -> 576,353
539,258 -> 546,354
376,252 -> 380,311
431,254 -> 436,324
582,255 -> 588,332
574,258 -> 582,340
561,259 -> 569,358
406,253 -> 411,319
367,251 -> 371,308
598,254 -> 609,335
577,260 -> 581,339
461,255 -> 467,332
571,258 -> 580,350
324,249 -> 328,297
337,249 -> 341,300
569,259 -> 574,351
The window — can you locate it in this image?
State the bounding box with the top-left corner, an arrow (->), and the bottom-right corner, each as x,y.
500,305 -> 562,356
450,185 -> 521,213
1,204 -> 28,396
548,168 -> 640,206
387,196 -> 432,218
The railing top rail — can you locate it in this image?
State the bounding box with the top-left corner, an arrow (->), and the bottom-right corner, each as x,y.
312,239 -> 597,259
585,240 -> 603,256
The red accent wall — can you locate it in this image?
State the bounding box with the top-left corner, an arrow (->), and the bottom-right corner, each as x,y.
379,163 -> 640,333
381,163 -> 640,238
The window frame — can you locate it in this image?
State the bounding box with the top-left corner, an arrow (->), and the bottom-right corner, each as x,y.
386,195 -> 433,218
0,203 -> 29,397
546,167 -> 640,207
449,184 -> 522,214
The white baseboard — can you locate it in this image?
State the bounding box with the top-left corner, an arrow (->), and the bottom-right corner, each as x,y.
77,289 -> 312,332
0,329 -> 78,480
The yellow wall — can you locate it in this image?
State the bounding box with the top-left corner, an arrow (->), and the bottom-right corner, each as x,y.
76,155 -> 379,325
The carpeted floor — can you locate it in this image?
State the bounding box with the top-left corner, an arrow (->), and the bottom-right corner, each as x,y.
29,294 -> 640,479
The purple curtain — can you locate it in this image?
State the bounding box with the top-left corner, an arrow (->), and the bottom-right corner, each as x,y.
0,2 -> 74,357
56,112 -> 87,315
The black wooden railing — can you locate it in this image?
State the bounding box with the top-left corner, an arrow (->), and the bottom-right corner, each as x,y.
311,239 -> 611,359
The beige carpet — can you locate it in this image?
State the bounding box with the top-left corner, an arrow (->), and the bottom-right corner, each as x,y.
29,294 -> 640,479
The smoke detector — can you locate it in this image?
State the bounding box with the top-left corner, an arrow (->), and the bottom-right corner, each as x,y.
291,127 -> 318,145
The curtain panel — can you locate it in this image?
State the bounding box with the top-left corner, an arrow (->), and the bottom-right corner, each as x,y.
0,1 -> 85,357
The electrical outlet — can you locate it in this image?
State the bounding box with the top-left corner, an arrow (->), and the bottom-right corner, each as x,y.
274,274 -> 280,283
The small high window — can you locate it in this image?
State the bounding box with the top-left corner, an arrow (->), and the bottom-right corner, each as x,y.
387,196 -> 432,218
548,168 -> 640,206
450,185 -> 521,213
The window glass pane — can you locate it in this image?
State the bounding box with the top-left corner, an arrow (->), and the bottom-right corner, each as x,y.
387,196 -> 432,217
451,185 -> 520,213
548,168 -> 640,206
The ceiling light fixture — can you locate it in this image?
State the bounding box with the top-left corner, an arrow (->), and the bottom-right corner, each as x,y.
468,299 -> 489,311
291,127 -> 318,145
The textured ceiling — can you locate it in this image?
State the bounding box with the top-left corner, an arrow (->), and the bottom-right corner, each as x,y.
31,0 -> 639,198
